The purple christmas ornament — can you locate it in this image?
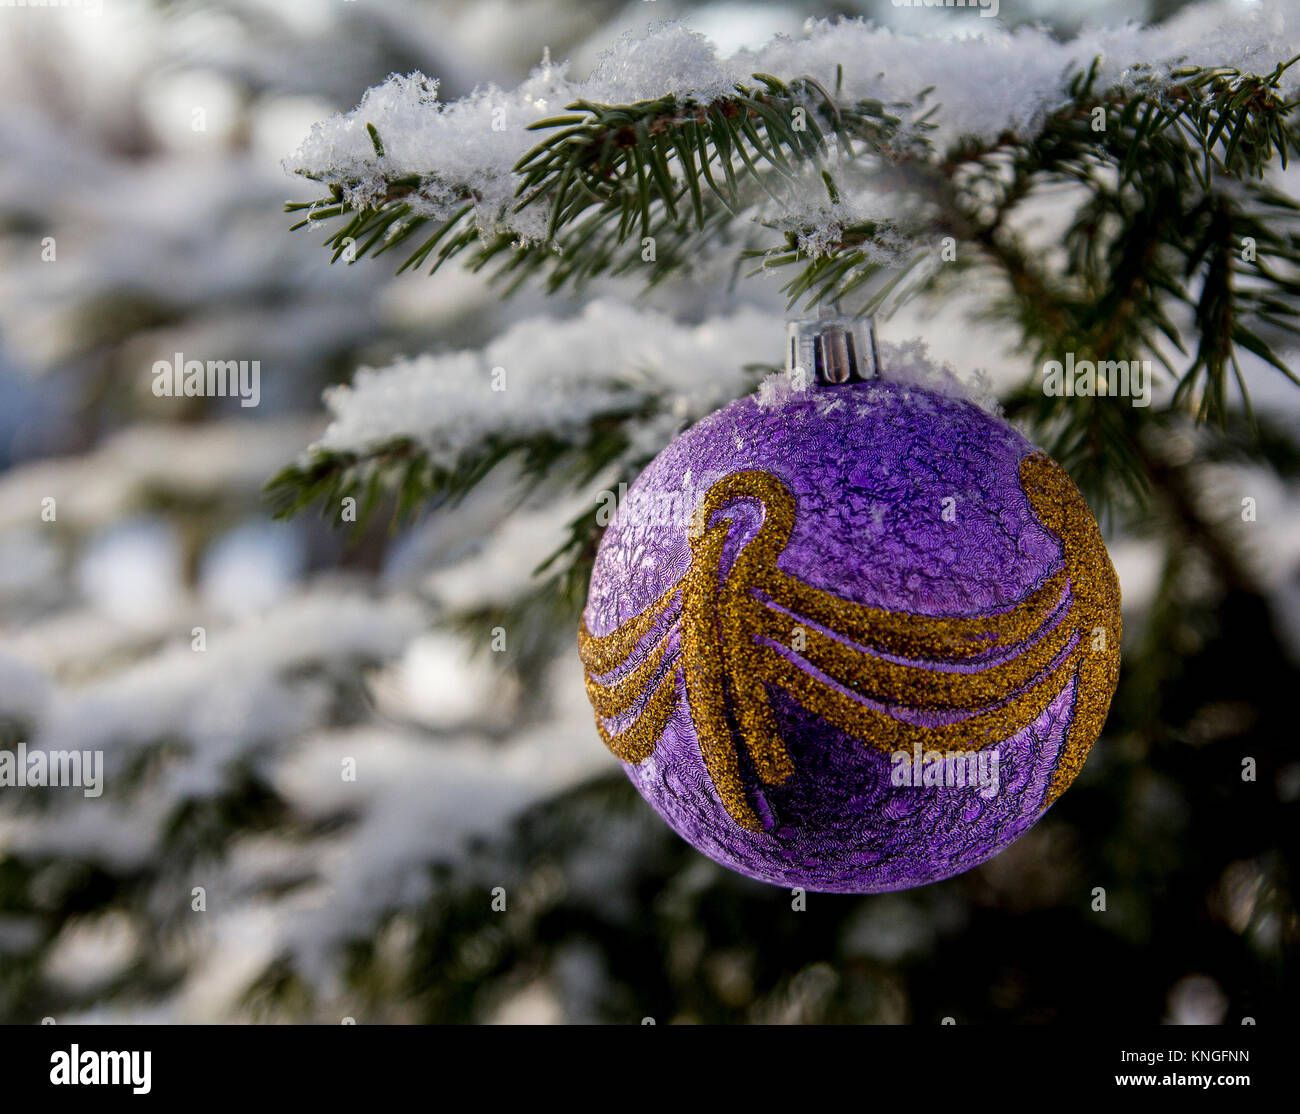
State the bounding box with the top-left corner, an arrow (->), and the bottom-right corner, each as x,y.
579,376 -> 1121,893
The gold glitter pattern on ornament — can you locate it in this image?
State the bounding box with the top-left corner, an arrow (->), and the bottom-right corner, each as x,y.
706,473 -> 797,790
681,524 -> 765,830
761,565 -> 1071,661
577,583 -> 679,676
583,627 -> 675,719
578,455 -> 1121,828
590,667 -> 679,764
748,599 -> 1075,711
1017,454 -> 1122,803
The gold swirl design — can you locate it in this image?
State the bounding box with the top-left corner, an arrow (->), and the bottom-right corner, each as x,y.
578,454 -> 1121,831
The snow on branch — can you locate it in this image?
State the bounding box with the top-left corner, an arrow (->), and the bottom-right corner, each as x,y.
38,590 -> 422,758
276,2 -> 1300,526
271,298 -> 1002,552
0,420 -> 317,534
311,300 -> 782,463
309,301 -> 1003,464
1,589 -> 425,870
288,2 -> 1300,240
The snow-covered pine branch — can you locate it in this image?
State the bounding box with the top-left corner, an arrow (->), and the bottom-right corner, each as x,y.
279,3 -> 1300,509
0,589 -> 609,1020
268,298 -> 995,525
289,6 -> 1300,222
286,5 -> 1300,286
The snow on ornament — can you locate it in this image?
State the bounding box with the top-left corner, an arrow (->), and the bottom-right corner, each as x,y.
579,310 -> 1121,893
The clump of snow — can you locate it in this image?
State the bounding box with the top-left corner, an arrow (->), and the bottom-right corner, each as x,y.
582,24 -> 750,104
286,26 -> 752,236
750,2 -> 1300,150
878,337 -> 1001,414
312,299 -> 784,462
311,295 -> 1010,459
756,369 -> 809,410
290,64 -> 574,242
760,176 -> 914,266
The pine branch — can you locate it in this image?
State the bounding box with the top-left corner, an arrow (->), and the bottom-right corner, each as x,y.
281,34 -> 1300,536
868,56 -> 1300,498
266,403 -> 653,530
287,72 -> 917,292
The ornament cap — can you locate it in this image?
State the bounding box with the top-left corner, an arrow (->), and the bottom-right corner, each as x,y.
786,306 -> 880,385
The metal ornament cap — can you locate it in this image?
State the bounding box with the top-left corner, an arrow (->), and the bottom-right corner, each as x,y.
786,306 -> 880,385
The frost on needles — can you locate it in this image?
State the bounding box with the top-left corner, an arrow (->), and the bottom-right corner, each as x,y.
277,0 -> 1300,588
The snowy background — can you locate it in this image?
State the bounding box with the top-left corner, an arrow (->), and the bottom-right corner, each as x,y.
0,0 -> 1297,1024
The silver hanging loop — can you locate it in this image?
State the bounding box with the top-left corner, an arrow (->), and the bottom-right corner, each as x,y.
786,305 -> 880,385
